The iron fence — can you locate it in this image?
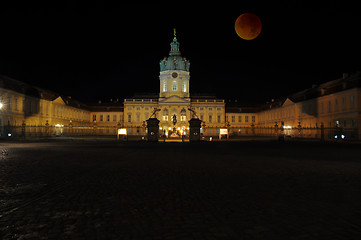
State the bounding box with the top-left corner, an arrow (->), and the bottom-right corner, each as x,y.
0,125 -> 358,141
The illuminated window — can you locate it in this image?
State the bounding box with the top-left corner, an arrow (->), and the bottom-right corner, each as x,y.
162,108 -> 168,121
127,114 -> 131,123
238,116 -> 242,122
180,108 -> 186,121
163,81 -> 167,92
182,82 -> 186,92
172,81 -> 177,91
252,116 -> 255,122
231,115 -> 235,122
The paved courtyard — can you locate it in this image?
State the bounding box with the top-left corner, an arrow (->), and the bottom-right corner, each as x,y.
0,139 -> 361,239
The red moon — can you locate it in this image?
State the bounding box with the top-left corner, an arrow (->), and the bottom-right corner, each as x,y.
235,13 -> 262,40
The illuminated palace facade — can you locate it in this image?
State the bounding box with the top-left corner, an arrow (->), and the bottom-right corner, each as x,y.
0,33 -> 360,139
122,33 -> 228,136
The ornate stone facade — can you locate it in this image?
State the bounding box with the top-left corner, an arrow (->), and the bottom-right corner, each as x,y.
123,32 -> 226,136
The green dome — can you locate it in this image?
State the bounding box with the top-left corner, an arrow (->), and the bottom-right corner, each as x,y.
160,37 -> 190,71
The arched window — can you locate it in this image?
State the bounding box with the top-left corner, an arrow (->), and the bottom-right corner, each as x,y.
182,82 -> 186,92
172,81 -> 177,91
180,108 -> 186,122
162,108 -> 169,121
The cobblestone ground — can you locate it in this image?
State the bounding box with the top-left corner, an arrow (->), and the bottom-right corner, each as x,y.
0,140 -> 361,239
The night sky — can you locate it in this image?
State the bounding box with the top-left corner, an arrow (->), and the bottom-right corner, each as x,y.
0,2 -> 359,103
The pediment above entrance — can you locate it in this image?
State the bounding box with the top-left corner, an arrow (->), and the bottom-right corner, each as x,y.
158,95 -> 190,104
53,96 -> 66,105
282,98 -> 294,107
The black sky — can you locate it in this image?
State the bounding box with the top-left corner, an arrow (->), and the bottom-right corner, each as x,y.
0,2 -> 360,103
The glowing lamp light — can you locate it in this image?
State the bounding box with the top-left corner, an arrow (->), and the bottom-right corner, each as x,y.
334,135 -> 338,139
55,124 -> 64,127
341,135 -> 345,139
283,126 -> 292,129
219,128 -> 228,135
118,128 -> 127,135
0,103 -> 3,109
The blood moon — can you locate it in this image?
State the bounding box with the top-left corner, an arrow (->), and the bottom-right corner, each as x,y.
235,13 -> 262,40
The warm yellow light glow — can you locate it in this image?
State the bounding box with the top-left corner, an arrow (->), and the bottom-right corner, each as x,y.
219,128 -> 228,135
0,103 -> 3,109
159,127 -> 163,130
283,126 -> 292,129
168,127 -> 172,130
177,127 -> 180,130
118,128 -> 127,135
55,124 -> 64,127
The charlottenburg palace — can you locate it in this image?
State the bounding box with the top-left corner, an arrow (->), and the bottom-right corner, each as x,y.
0,32 -> 360,140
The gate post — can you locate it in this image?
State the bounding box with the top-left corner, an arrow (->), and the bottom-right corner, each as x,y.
146,118 -> 160,142
188,118 -> 202,142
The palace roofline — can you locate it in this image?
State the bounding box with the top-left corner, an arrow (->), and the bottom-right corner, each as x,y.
259,71 -> 361,111
1,71 -> 360,114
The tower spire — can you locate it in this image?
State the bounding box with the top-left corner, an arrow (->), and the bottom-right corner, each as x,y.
169,29 -> 180,56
